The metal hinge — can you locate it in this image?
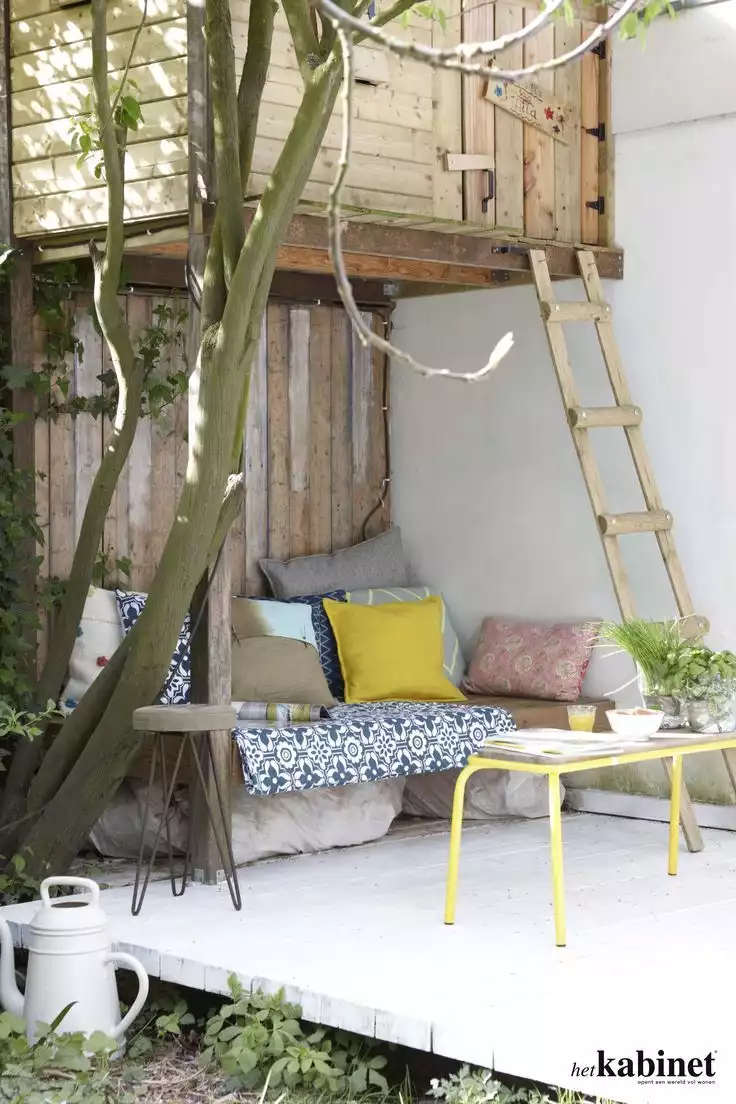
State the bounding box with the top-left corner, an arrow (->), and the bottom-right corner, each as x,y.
592,41 -> 607,60
584,123 -> 606,142
586,196 -> 606,215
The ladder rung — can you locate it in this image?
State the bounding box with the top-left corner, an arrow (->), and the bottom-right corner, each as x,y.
541,301 -> 611,323
569,405 -> 642,428
599,510 -> 673,536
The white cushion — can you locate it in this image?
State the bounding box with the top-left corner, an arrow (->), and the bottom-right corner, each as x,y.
60,586 -> 124,712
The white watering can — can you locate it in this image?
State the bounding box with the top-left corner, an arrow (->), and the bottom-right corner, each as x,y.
0,876 -> 149,1045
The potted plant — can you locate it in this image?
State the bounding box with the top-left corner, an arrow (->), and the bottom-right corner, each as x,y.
597,618 -> 695,728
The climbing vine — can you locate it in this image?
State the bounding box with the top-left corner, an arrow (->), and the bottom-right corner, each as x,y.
0,255 -> 188,716
2,264 -> 189,422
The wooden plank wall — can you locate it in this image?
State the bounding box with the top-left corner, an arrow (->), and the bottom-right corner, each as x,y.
234,0 -> 435,220
10,0 -> 188,235
34,295 -> 390,639
461,8 -> 604,244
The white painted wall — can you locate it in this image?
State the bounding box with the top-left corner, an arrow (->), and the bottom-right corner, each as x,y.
391,2 -> 736,799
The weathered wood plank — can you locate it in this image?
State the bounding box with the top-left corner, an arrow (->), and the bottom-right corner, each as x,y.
10,18 -> 187,92
351,315 -> 373,545
492,5 -> 524,233
149,296 -> 178,575
461,4 -> 495,225
330,311 -> 352,551
267,303 -> 290,562
10,58 -> 188,128
308,306 -> 332,555
14,175 -> 189,236
126,296 -> 153,590
365,315 -> 389,539
48,411 -> 75,580
244,315 -> 268,595
33,317 -> 51,668
596,6 -> 613,247
431,0 -> 462,220
580,21 -> 600,245
288,307 -> 310,559
71,296 -> 101,549
522,12 -> 555,240
102,295 -> 131,584
10,0 -> 186,56
13,98 -> 188,164
553,21 -> 581,242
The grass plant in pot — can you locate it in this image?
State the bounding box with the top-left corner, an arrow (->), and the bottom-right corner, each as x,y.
597,618 -> 693,729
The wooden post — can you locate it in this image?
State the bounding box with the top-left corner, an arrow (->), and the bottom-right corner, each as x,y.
186,0 -> 232,884
1,0 -> 36,668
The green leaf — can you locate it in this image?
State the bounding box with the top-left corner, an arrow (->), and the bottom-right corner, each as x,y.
46,1001 -> 75,1032
85,1030 -> 115,1053
237,1047 -> 259,1074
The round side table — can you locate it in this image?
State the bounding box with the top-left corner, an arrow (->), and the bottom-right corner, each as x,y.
131,704 -> 242,915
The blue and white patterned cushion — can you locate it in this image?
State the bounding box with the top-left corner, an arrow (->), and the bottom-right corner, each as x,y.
232,701 -> 515,796
115,590 -> 191,704
279,591 -> 347,699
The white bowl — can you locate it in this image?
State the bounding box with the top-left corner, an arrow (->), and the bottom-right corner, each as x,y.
606,708 -> 664,740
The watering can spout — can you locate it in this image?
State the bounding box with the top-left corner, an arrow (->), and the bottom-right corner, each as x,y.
0,917 -> 24,1018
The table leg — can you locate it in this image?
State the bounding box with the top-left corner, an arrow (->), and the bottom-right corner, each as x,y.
548,772 -> 566,947
444,763 -> 476,925
668,753 -> 683,877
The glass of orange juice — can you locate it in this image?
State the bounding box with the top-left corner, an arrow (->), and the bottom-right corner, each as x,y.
567,704 -> 597,732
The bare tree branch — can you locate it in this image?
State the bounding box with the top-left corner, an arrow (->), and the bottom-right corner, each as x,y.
328,27 -> 513,382
283,0 -> 321,79
237,0 -> 277,187
206,0 -> 245,286
314,0 -> 638,79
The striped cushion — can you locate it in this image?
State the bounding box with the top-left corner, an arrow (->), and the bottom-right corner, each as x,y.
345,586 -> 465,686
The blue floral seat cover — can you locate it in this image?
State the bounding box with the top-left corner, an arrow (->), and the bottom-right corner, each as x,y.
233,701 -> 515,796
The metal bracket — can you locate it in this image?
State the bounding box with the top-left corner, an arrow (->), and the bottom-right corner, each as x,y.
481,169 -> 495,214
592,41 -> 607,60
586,196 -> 606,215
584,123 -> 606,142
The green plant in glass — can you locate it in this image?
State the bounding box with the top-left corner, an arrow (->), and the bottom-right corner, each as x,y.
671,647 -> 736,733
597,618 -> 694,693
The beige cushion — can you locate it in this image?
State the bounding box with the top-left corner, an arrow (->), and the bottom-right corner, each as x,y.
231,637 -> 336,705
231,596 -> 335,705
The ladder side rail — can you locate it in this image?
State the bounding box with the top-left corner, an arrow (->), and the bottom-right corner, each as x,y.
575,251 -> 697,620
530,249 -> 637,621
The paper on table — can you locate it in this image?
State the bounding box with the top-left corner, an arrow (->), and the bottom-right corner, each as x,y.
483,728 -> 627,758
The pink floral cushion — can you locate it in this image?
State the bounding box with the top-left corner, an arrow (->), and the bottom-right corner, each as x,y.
462,617 -> 597,702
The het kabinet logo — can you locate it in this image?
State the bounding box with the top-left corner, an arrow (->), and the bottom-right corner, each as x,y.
571,1050 -> 716,1087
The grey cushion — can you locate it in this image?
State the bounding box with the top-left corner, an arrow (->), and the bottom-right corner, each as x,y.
261,528 -> 408,599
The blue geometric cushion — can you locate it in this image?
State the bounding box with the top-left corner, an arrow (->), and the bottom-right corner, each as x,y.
280,591 -> 347,700
115,590 -> 191,705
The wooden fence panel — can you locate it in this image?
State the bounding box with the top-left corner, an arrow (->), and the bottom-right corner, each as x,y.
37,293 -> 390,610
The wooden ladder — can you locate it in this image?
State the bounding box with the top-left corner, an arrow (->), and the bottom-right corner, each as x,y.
530,247 -> 728,854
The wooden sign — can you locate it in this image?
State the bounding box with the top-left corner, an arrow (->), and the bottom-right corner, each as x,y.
484,77 -> 572,145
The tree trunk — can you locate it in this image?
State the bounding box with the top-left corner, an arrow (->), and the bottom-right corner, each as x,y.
14,60 -> 343,878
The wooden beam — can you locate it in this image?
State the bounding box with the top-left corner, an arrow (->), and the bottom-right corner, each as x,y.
186,0 -> 232,886
232,209 -> 625,281
276,244 -> 496,288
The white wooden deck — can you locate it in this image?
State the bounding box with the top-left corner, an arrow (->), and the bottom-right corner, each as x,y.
4,812 -> 736,1103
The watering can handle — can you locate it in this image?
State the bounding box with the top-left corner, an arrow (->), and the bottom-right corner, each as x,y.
40,876 -> 100,906
105,953 -> 150,1039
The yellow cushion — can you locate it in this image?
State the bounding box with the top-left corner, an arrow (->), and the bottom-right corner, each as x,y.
323,596 -> 466,704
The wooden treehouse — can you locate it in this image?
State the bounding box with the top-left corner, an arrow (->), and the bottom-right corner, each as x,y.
3,0 -> 621,287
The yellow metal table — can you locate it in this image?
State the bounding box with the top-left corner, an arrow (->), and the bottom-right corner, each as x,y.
444,731 -> 736,947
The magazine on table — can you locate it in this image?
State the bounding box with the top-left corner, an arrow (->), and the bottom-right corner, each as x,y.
482,728 -> 628,759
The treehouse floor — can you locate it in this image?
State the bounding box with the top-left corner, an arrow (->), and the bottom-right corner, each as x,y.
3,812 -> 736,1103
